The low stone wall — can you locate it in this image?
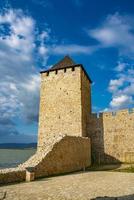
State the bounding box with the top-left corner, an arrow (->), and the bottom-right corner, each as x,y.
20,135 -> 91,178
0,135 -> 91,184
0,168 -> 25,184
37,136 -> 91,178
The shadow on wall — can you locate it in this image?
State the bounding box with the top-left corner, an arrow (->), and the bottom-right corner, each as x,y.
91,194 -> 134,200
88,109 -> 134,165
89,113 -> 121,166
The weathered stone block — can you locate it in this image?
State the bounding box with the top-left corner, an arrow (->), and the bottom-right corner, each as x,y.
25,167 -> 35,182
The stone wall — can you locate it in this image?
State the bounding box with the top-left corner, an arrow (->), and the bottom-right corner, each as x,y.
81,68 -> 92,137
87,113 -> 103,164
38,67 -> 82,149
20,135 -> 91,178
0,168 -> 25,184
0,136 -> 90,185
38,66 -> 91,150
88,108 -> 134,164
0,136 -> 91,184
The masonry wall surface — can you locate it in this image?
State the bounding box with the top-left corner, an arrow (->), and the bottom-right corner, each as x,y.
20,135 -> 91,178
38,67 -> 91,150
35,136 -> 91,178
0,136 -> 91,184
0,168 -> 25,185
81,68 -> 91,137
88,108 -> 134,164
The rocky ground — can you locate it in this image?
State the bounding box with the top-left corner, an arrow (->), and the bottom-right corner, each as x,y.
0,171 -> 134,200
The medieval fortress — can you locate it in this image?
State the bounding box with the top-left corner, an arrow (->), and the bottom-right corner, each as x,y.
0,56 -> 134,184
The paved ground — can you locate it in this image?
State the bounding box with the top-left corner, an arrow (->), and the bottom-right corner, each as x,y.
0,171 -> 134,200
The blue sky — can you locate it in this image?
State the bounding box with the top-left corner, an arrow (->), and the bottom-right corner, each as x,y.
0,0 -> 134,143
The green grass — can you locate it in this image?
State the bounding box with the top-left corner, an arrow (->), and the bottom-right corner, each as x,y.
114,166 -> 134,173
86,164 -> 134,173
86,164 -> 121,172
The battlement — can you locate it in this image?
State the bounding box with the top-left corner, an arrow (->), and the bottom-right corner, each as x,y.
40,64 -> 92,83
41,66 -> 80,79
103,108 -> 134,116
90,108 -> 134,119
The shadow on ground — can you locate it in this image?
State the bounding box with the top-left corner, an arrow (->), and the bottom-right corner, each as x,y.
91,194 -> 134,200
87,163 -> 121,172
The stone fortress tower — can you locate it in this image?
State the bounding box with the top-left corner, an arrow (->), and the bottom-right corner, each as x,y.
38,56 -> 92,149
38,55 -> 134,164
0,56 -> 134,185
17,56 -> 92,181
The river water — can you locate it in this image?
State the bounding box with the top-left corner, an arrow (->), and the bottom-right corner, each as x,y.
0,149 -> 36,169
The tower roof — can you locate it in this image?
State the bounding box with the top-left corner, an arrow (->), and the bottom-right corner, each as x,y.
40,55 -> 92,83
51,55 -> 75,70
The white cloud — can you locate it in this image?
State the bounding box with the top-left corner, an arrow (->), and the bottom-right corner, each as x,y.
88,13 -> 134,110
114,61 -> 126,72
21,74 -> 40,91
37,29 -> 50,65
48,13 -> 134,59
51,44 -> 97,55
108,78 -> 125,92
0,8 -> 50,140
88,13 -> 134,57
38,30 -> 50,41
0,8 -> 98,141
110,95 -> 133,108
1,9 -> 133,140
108,62 -> 134,109
38,45 -> 48,55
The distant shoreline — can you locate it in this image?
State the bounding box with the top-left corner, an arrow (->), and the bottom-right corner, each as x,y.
0,143 -> 37,150
0,147 -> 37,150
0,148 -> 36,170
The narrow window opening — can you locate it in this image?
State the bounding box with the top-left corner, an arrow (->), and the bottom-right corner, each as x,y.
64,68 -> 66,73
55,70 -> 58,74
